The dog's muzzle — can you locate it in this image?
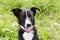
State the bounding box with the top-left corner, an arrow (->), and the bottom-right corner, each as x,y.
20,25 -> 33,33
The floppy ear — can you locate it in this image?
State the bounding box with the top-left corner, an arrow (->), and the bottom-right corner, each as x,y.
30,7 -> 40,16
11,8 -> 22,17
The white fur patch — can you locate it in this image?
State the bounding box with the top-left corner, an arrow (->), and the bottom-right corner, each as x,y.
25,10 -> 31,28
25,17 -> 31,27
23,30 -> 34,40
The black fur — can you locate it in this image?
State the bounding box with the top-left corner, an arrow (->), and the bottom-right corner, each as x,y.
11,7 -> 40,40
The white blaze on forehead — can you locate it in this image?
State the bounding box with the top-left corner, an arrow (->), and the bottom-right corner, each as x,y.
25,10 -> 31,27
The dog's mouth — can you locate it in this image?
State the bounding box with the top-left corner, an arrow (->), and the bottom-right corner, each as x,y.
25,27 -> 31,32
20,25 -> 33,32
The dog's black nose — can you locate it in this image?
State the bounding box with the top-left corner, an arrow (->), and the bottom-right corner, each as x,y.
27,24 -> 31,27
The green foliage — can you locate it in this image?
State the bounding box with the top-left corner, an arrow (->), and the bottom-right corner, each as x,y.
0,0 -> 60,40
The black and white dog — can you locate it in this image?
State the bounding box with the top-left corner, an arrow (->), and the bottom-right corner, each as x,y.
11,7 -> 40,40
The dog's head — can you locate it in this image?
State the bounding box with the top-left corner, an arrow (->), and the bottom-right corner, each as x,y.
11,7 -> 40,32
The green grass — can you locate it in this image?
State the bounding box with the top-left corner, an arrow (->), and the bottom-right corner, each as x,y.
0,0 -> 60,40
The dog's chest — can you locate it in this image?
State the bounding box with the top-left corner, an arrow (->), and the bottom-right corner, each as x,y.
23,30 -> 34,40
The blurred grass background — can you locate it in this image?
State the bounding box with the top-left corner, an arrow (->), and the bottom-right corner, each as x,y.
0,0 -> 60,40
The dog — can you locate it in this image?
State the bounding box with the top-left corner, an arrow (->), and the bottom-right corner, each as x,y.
11,7 -> 40,40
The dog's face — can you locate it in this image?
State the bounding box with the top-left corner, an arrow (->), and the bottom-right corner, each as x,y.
11,7 -> 39,32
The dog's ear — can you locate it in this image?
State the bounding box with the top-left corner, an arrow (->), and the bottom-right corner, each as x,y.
11,8 -> 22,17
30,7 -> 40,16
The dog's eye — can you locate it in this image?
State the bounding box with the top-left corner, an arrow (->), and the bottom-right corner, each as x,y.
28,15 -> 31,17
